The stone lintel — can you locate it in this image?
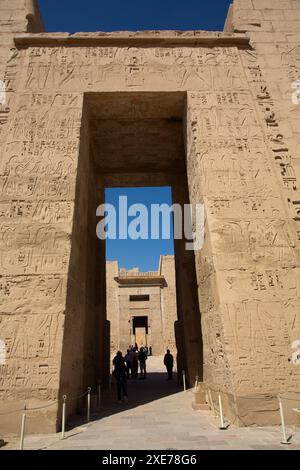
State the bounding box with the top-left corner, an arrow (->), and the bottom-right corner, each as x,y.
13,31 -> 251,48
114,275 -> 167,287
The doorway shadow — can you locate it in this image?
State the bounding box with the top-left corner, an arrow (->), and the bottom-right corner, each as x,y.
66,371 -> 184,431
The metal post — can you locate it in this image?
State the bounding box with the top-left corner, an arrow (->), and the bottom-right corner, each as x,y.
278,395 -> 291,445
109,370 -> 112,393
87,387 -> 91,423
218,393 -> 226,430
61,395 -> 67,440
97,383 -> 101,409
208,389 -> 217,417
182,370 -> 186,392
19,406 -> 26,451
194,376 -> 199,392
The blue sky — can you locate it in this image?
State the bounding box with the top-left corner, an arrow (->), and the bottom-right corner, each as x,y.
105,188 -> 174,271
39,0 -> 232,33
39,0 -> 231,271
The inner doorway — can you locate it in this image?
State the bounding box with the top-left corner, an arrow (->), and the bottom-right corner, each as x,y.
133,316 -> 148,348
60,92 -> 204,417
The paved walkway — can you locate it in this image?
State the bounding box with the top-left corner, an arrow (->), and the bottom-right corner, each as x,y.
3,357 -> 300,450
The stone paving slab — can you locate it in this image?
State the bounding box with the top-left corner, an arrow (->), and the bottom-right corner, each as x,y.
2,357 -> 300,451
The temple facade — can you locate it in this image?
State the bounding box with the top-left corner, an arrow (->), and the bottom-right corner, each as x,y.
106,256 -> 177,358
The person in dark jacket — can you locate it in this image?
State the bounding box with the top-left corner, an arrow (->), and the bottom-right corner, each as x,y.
130,348 -> 139,379
138,347 -> 147,379
124,349 -> 132,379
113,351 -> 128,403
164,349 -> 174,380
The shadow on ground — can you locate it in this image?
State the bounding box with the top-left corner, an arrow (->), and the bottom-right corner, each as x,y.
66,371 -> 183,431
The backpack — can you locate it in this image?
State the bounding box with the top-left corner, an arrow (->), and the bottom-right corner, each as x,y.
139,351 -> 147,362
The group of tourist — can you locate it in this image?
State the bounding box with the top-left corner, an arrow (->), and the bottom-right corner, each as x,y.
112,347 -> 174,403
124,346 -> 148,380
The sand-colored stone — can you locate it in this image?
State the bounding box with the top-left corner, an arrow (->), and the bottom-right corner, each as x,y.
106,256 -> 177,358
0,0 -> 300,434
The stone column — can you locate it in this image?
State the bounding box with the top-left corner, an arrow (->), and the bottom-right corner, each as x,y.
106,261 -> 120,358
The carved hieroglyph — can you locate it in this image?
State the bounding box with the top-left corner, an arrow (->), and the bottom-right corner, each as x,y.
0,0 -> 300,432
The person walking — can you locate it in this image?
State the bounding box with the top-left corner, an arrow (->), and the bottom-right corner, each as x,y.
164,349 -> 174,380
131,349 -> 139,379
138,347 -> 147,379
124,349 -> 131,379
113,351 -> 128,403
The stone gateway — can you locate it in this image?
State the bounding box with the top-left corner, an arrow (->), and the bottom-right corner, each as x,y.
0,0 -> 300,433
106,256 -> 177,357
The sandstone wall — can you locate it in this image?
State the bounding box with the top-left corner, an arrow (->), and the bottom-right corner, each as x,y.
0,0 -> 299,431
172,178 -> 203,384
0,0 -> 43,117
159,255 -> 177,354
106,261 -> 120,357
218,0 -> 300,424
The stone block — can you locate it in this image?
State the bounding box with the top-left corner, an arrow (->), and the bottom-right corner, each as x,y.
195,389 -> 207,403
253,42 -> 279,53
194,382 -> 207,406
234,0 -> 255,9
0,0 -> 26,8
252,0 -> 293,9
293,409 -> 300,427
285,32 -> 300,42
233,16 -> 274,31
235,9 -> 263,21
284,9 -> 300,19
271,20 -> 300,31
262,9 -> 286,20
250,32 -> 287,42
192,402 -> 210,411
